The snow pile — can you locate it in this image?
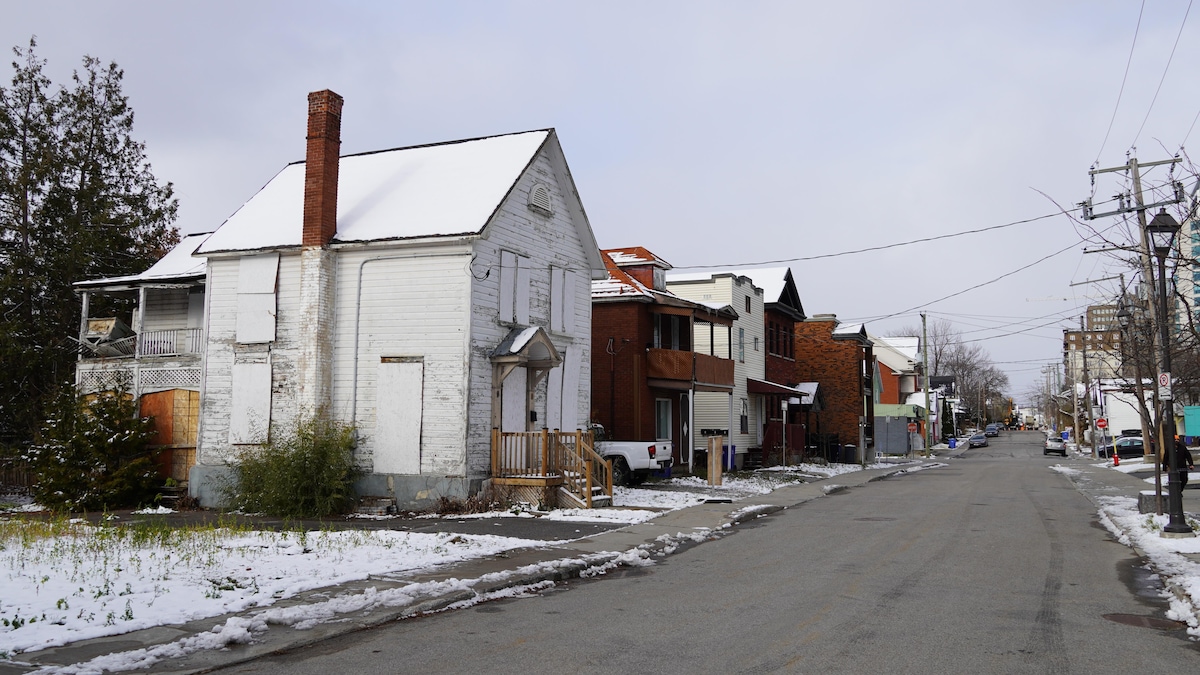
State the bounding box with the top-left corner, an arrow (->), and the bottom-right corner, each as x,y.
1095,495 -> 1200,637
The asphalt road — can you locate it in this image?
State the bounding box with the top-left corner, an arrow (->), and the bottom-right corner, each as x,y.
217,431 -> 1199,674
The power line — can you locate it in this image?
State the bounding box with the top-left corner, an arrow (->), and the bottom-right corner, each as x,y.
852,239 -> 1082,323
671,210 -> 1068,270
1132,0 -> 1192,148
1096,0 -> 1146,165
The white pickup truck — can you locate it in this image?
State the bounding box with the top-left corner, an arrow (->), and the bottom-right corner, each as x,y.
590,425 -> 672,486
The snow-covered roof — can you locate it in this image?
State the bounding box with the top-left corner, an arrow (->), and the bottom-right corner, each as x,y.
197,130 -> 551,254
604,246 -> 671,268
832,322 -> 864,336
877,336 -> 920,360
74,233 -> 210,289
592,250 -> 737,321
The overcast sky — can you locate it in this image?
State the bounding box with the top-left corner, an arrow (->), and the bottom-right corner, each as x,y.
6,0 -> 1197,399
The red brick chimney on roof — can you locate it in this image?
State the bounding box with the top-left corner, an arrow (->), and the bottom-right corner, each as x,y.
303,90 -> 343,247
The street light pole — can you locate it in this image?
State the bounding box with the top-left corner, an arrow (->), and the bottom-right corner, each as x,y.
1145,209 -> 1194,537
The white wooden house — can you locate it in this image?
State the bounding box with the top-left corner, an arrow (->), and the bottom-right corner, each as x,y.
665,270 -> 765,467
189,90 -> 607,509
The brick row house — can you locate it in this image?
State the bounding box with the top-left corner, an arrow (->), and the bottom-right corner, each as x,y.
589,248 -> 736,472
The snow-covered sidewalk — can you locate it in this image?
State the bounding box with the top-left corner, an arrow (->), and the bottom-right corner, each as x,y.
1052,462 -> 1200,638
0,461 -> 900,662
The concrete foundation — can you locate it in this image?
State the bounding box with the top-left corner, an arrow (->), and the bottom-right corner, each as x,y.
189,465 -> 483,512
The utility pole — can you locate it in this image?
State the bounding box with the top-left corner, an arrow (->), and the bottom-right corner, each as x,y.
1080,316 -> 1096,458
1084,156 -> 1183,494
922,312 -> 931,454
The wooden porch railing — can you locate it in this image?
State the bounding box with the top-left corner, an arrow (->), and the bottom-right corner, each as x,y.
490,428 -> 613,508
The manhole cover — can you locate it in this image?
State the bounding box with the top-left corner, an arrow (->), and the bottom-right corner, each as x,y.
854,517 -> 897,522
1102,613 -> 1187,630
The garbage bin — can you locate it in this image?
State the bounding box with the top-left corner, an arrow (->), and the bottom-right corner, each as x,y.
948,437 -> 957,449
843,444 -> 857,463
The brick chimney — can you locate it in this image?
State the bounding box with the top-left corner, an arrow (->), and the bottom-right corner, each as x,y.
303,89 -> 343,247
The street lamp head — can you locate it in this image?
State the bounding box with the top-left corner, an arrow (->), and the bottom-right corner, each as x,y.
1116,305 -> 1131,330
1146,209 -> 1181,259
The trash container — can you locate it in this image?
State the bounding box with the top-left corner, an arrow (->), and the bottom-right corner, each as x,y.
843,444 -> 857,463
948,437 -> 957,449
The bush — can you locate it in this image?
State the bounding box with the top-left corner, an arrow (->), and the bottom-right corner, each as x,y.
222,416 -> 360,518
25,391 -> 159,511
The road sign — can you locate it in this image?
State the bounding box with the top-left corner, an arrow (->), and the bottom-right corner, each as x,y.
1096,418 -> 1107,429
1158,372 -> 1173,400
907,422 -> 918,433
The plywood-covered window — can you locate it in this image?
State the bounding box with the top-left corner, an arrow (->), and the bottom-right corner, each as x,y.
236,254 -> 279,343
550,266 -> 577,333
499,251 -> 530,324
230,355 -> 271,444
374,357 -> 424,474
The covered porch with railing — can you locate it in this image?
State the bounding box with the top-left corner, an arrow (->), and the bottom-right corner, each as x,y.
490,428 -> 613,508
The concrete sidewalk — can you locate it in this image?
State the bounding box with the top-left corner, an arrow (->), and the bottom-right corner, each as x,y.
0,463 -> 919,674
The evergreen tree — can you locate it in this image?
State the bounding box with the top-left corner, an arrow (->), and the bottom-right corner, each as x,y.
0,38 -> 178,449
25,390 -> 159,511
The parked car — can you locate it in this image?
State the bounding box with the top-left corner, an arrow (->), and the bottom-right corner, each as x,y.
968,433 -> 988,448
590,424 -> 672,486
1097,435 -> 1145,459
984,424 -> 1000,437
1044,435 -> 1067,456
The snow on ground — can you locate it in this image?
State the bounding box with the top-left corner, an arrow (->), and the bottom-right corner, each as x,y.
0,521 -> 544,656
1095,495 -> 1200,637
0,461 -> 909,661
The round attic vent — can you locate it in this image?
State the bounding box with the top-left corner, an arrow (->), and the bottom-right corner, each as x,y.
528,183 -> 553,216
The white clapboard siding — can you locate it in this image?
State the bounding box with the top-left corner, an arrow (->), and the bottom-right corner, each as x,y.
464,148 -> 594,476
329,248 -> 473,476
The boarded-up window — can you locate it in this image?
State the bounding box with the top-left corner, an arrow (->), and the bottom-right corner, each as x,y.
550,268 -> 577,334
559,348 -> 580,431
499,251 -> 530,325
230,358 -> 271,444
187,289 -> 205,330
236,254 -> 278,343
374,358 -> 424,474
501,367 -> 527,433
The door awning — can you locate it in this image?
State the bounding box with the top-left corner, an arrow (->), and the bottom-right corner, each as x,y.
490,325 -> 562,369
747,377 -> 807,397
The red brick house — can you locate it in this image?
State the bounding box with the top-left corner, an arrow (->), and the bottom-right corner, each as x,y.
793,315 -> 876,461
591,248 -> 736,472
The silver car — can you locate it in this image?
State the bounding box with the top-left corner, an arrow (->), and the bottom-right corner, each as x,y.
1044,435 -> 1067,456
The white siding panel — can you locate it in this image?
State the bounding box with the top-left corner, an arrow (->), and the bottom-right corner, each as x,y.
502,368 -> 526,432
374,359 -> 423,474
561,270 -> 577,335
466,146 -> 596,477
230,359 -> 271,444
236,293 -> 276,343
329,249 -> 473,476
515,260 -> 530,324
560,347 -> 581,431
499,250 -> 517,323
549,267 -> 564,332
238,254 -> 279,293
546,356 -> 563,430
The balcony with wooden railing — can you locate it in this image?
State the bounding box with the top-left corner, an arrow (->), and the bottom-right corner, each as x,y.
490,428 -> 612,508
646,348 -> 735,389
